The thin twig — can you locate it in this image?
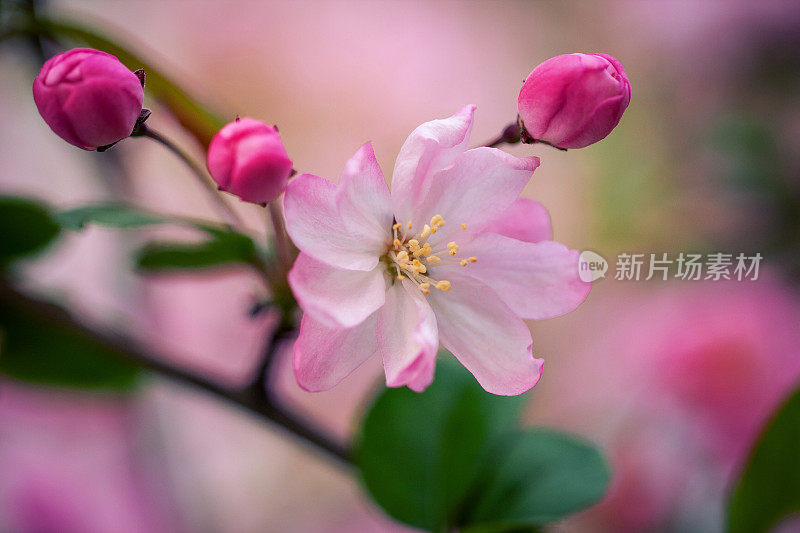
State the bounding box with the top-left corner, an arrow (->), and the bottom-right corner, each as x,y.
482,122 -> 521,148
135,124 -> 246,229
267,201 -> 291,274
0,279 -> 352,465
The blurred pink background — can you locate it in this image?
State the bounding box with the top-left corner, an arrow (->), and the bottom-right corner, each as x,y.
2,1 -> 800,531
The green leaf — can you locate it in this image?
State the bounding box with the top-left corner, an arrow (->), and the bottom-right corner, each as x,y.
0,196 -> 60,264
727,387 -> 800,533
32,18 -> 226,148
355,357 -> 526,531
55,203 -> 167,230
462,429 -> 610,530
0,294 -> 140,390
135,230 -> 257,272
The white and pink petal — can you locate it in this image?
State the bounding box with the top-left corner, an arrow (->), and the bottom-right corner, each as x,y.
284,173 -> 384,271
426,273 -> 543,396
411,148 -> 540,244
288,252 -> 388,328
482,198 -> 552,243
336,142 -> 393,251
453,233 -> 590,320
377,280 -> 438,392
293,312 -> 379,392
391,105 -> 475,224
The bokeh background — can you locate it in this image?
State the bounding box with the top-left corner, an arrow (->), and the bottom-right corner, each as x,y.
2,1 -> 800,531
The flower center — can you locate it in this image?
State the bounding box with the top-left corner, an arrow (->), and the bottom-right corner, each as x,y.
385,214 -> 476,295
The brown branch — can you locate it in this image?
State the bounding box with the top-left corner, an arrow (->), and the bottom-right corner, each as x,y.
134,124 -> 246,229
0,279 -> 352,465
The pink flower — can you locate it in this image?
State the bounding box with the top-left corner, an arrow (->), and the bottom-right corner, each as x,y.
518,53 -> 631,150
32,48 -> 144,150
283,105 -> 590,395
207,117 -> 293,205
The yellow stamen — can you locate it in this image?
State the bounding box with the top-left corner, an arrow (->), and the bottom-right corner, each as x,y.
461,223 -> 466,230
396,251 -> 409,263
430,214 -> 445,228
419,282 -> 430,295
407,221 -> 413,230
469,256 -> 477,263
392,223 -> 402,230
393,238 -> 402,247
427,255 -> 441,264
396,274 -> 405,280
435,280 -> 451,292
420,225 -> 431,239
460,259 -> 468,266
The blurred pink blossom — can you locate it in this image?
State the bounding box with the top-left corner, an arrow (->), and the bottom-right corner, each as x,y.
543,279 -> 800,531
0,384 -> 179,533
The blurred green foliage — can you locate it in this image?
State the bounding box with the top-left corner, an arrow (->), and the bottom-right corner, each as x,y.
53,201 -> 264,273
0,196 -> 60,266
728,386 -> 800,533
357,357 -> 609,532
55,203 -> 168,230
0,196 -> 140,389
462,429 -> 611,530
135,229 -> 258,272
0,299 -> 140,390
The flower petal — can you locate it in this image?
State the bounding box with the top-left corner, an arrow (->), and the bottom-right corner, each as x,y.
288,252 -> 388,328
293,312 -> 379,392
377,280 -> 438,392
391,105 -> 475,224
426,273 -> 543,396
336,142 -> 393,251
452,233 -> 591,320
482,198 -> 552,243
411,148 -> 540,244
284,172 -> 382,271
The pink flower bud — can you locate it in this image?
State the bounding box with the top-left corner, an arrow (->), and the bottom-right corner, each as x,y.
32,48 -> 144,150
517,53 -> 631,150
207,118 -> 293,205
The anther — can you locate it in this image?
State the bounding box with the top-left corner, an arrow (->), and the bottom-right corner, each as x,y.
435,280 -> 451,292
460,259 -> 468,266
392,223 -> 402,230
427,255 -> 441,263
461,223 -> 466,230
468,256 -> 477,263
420,225 -> 432,239
393,239 -> 402,247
